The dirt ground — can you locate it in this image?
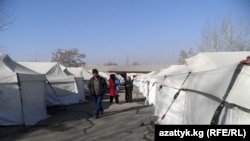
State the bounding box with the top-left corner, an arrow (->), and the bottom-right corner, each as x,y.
0,86 -> 156,141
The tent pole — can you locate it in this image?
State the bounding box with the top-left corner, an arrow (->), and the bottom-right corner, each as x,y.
16,73 -> 26,127
160,72 -> 191,120
210,63 -> 244,125
45,78 -> 67,113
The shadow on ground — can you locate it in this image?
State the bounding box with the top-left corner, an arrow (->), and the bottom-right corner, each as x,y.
0,86 -> 156,141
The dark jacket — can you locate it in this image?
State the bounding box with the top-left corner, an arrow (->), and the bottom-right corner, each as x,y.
124,80 -> 133,91
88,76 -> 107,96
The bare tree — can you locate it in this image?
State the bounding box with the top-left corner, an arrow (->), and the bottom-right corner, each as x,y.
51,48 -> 86,67
178,48 -> 196,64
199,21 -> 223,52
221,17 -> 250,51
199,16 -> 250,52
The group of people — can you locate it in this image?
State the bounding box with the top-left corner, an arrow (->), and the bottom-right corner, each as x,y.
88,69 -> 134,119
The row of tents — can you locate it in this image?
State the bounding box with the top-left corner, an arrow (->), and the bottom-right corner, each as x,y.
134,52 -> 250,124
0,53 -> 124,126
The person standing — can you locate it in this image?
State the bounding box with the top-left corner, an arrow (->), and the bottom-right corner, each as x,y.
88,69 -> 107,119
109,74 -> 119,104
124,76 -> 133,103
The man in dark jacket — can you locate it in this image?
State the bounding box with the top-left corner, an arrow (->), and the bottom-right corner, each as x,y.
124,76 -> 133,103
88,69 -> 107,119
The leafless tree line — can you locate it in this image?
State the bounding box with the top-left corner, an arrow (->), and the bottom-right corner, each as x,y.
199,16 -> 250,52
178,15 -> 250,64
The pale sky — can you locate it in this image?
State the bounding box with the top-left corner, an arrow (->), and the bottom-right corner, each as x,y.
0,0 -> 249,65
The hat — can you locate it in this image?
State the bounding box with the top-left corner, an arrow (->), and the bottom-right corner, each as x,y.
92,69 -> 98,74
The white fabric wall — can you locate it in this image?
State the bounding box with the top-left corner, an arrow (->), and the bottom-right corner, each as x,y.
0,75 -> 48,126
46,81 -> 83,106
75,77 -> 86,100
156,89 -> 185,124
0,83 -> 23,125
21,80 -> 48,125
0,54 -> 48,126
182,64 -> 250,124
155,72 -> 189,125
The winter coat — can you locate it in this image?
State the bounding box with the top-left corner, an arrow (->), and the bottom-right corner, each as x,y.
88,76 -> 107,96
109,78 -> 118,96
124,80 -> 133,91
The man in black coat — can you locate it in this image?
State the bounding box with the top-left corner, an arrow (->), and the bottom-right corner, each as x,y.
88,69 -> 107,119
124,76 -> 133,103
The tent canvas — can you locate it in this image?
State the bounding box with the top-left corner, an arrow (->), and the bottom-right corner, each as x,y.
146,52 -> 250,125
185,52 -> 250,72
146,65 -> 186,105
182,63 -> 250,124
154,65 -> 190,124
65,67 -> 91,97
0,53 -> 48,125
19,62 -> 85,106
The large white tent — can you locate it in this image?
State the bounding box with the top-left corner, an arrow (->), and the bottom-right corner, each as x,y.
0,53 -> 48,125
137,52 -> 250,125
157,52 -> 250,124
182,62 -> 250,124
19,62 -> 85,106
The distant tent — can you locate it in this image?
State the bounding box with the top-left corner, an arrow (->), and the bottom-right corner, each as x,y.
81,68 -> 92,80
115,74 -> 125,85
98,71 -> 111,87
65,67 -> 92,97
0,53 -> 48,125
19,62 -> 85,106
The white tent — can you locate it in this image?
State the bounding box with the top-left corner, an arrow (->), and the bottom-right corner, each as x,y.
182,62 -> 250,124
134,70 -> 160,98
19,62 -> 85,106
145,65 -> 188,106
185,52 -> 250,72
65,67 -> 91,97
98,71 -> 111,87
146,52 -> 250,125
154,65 -> 189,124
0,53 -> 48,125
81,68 -> 92,80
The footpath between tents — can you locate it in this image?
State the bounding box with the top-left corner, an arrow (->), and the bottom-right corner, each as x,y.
0,86 -> 156,141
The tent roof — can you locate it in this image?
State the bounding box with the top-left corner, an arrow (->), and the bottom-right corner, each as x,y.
186,52 -> 250,72
108,65 -> 169,73
18,62 -> 59,74
19,62 -> 75,82
66,67 -> 92,80
0,53 -> 45,83
0,53 -> 38,74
